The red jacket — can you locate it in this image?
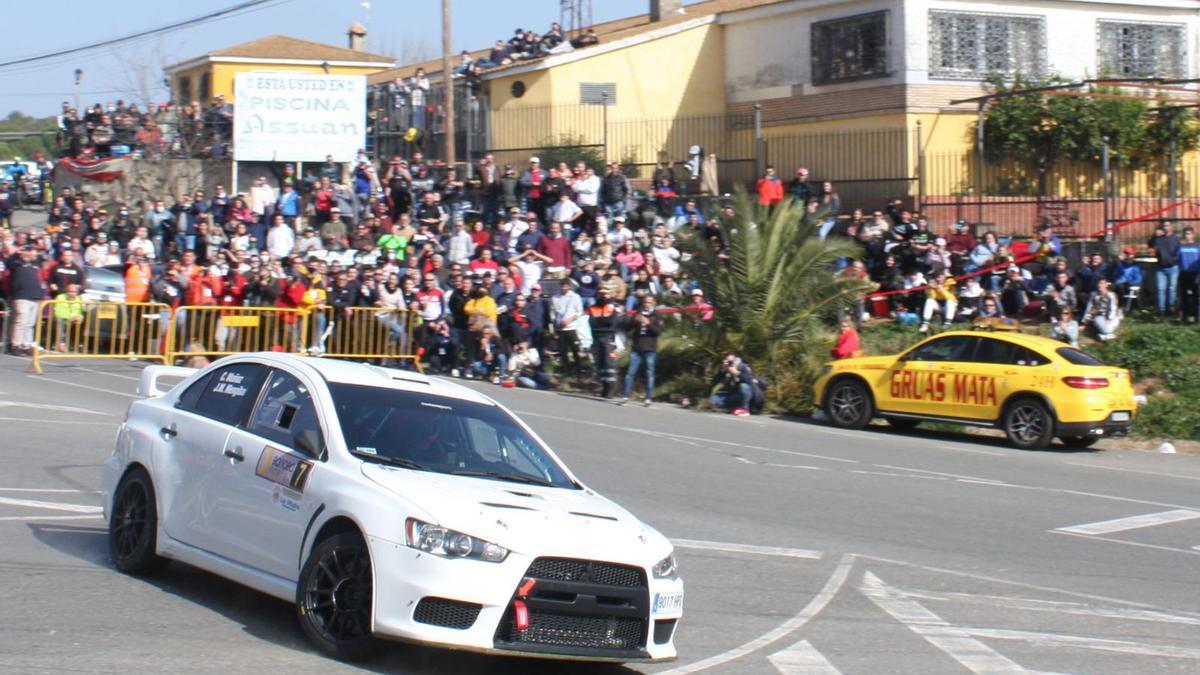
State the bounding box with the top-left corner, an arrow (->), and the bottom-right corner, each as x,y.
831,328 -> 861,360
185,273 -> 223,306
757,176 -> 783,206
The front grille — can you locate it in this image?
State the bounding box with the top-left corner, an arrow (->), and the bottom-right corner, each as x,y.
653,618 -> 677,645
413,597 -> 482,630
525,557 -> 644,587
497,610 -> 643,650
494,557 -> 650,658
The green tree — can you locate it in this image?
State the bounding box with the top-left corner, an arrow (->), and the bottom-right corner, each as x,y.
664,188 -> 870,410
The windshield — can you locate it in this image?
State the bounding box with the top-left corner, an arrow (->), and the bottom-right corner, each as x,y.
328,384 -> 578,489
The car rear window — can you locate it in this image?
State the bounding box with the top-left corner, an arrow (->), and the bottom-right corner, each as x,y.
1056,347 -> 1105,366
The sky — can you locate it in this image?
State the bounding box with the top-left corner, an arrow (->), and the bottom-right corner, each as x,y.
1,0 -> 703,118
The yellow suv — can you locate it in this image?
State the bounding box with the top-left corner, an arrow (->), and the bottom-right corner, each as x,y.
814,330 -> 1137,449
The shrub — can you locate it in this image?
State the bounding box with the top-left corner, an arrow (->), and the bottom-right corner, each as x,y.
1093,324 -> 1200,378
1133,396 -> 1200,441
1162,359 -> 1200,399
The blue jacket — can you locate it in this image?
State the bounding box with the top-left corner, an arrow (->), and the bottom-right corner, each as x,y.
1109,260 -> 1143,287
1180,242 -> 1200,273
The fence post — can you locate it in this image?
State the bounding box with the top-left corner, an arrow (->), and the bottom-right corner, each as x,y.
753,104 -> 765,180
915,119 -> 924,212
1168,109 -> 1178,204
602,93 -> 609,162
1102,136 -> 1112,243
975,101 -> 985,228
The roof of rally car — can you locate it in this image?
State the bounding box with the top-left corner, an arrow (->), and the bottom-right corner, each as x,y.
222,353 -> 496,405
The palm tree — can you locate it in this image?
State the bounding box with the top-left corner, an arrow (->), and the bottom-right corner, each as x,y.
668,188 -> 870,409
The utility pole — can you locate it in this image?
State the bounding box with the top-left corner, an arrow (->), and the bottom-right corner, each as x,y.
441,0 -> 456,167
74,68 -> 83,112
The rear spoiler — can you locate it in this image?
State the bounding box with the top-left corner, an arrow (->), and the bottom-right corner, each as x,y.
137,365 -> 198,398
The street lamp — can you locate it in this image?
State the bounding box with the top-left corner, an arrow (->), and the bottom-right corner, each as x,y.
74,68 -> 83,112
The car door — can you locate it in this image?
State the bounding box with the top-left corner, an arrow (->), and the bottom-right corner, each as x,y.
881,335 -> 976,417
971,338 -> 1051,420
159,362 -> 268,553
207,367 -> 327,580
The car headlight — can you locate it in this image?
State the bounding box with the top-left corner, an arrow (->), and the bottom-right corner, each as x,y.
405,518 -> 509,562
652,553 -> 678,579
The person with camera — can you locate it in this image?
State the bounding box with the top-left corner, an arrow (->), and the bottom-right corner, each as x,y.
709,353 -> 762,417
617,293 -> 662,407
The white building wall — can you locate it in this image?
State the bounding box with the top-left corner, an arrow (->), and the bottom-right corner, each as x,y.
723,0 -> 1199,102
722,0 -> 903,103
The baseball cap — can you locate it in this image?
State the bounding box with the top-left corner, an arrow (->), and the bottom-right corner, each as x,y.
529,156 -> 540,164
935,237 -> 946,246
691,288 -> 704,296
1123,245 -> 1138,255
509,206 -> 521,214
954,220 -> 966,228
614,215 -> 626,222
1007,265 -> 1020,273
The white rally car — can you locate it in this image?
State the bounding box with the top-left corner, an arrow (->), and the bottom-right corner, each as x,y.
102,353 -> 682,662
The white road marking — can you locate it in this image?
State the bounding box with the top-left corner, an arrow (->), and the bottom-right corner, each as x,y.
935,444 -> 1005,456
0,497 -> 102,514
657,554 -> 854,674
0,416 -> 116,426
0,514 -> 103,522
872,463 -> 1008,484
1066,461 -> 1200,483
888,586 -> 1200,625
860,572 -> 1032,673
672,539 -> 823,560
963,627 -> 1200,660
768,640 -> 842,674
1055,509 -> 1200,535
25,375 -> 138,399
71,366 -> 141,381
0,488 -> 99,493
734,456 -> 822,471
858,553 -> 1200,619
851,469 -> 946,481
1055,530 -> 1200,557
0,401 -> 106,415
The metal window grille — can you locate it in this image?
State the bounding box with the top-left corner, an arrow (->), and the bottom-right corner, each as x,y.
811,11 -> 889,84
1097,21 -> 1186,79
928,10 -> 1046,80
580,82 -> 616,105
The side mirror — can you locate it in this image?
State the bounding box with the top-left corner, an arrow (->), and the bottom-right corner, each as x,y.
294,429 -> 325,460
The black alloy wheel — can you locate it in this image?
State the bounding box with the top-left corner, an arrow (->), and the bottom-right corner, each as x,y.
297,532 -> 377,661
1003,399 -> 1055,450
824,379 -> 873,429
109,468 -> 168,575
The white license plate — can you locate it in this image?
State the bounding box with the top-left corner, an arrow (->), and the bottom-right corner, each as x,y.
653,591 -> 684,615
1111,412 -> 1131,422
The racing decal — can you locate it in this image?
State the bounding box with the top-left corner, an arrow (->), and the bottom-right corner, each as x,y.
890,371 -> 997,406
211,369 -> 251,398
255,445 -> 313,493
272,486 -> 302,512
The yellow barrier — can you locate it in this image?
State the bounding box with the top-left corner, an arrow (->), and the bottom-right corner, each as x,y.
316,307 -> 423,370
165,305 -> 308,365
31,300 -> 170,374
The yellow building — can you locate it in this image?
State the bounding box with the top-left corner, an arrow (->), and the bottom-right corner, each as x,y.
165,29 -> 394,105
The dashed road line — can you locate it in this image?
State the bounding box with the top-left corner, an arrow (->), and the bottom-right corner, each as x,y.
768,639 -> 842,674
0,497 -> 102,514
25,375 -> 138,399
672,538 -> 823,560
657,554 -> 854,674
860,572 -> 1033,673
1055,509 -> 1200,535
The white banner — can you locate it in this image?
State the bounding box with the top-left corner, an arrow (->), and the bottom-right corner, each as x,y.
233,72 -> 366,162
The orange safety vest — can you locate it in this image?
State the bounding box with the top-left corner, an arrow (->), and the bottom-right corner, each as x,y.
125,264 -> 152,303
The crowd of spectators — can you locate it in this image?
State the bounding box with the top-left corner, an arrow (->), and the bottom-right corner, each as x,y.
0,151 -> 732,410
55,96 -> 234,159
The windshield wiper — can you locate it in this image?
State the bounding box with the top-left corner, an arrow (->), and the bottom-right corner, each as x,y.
450,468 -> 553,486
351,450 -> 425,471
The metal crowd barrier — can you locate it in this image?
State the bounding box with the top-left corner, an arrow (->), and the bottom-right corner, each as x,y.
166,305 -> 308,365
317,306 -> 423,370
30,300 -> 170,374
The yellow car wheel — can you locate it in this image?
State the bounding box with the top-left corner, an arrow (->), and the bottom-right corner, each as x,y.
824,378 -> 873,430
1002,398 -> 1055,450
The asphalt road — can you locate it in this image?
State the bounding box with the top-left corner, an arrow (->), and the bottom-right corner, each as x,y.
3,355 -> 1200,674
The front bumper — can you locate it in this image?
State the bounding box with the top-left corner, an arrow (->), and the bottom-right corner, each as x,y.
367,536 -> 682,662
1056,411 -> 1134,438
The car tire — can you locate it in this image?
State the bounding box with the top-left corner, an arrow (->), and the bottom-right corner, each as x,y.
886,418 -> 920,432
824,378 -> 873,430
1060,436 -> 1099,449
297,532 -> 377,662
109,467 -> 168,575
1002,398 -> 1055,450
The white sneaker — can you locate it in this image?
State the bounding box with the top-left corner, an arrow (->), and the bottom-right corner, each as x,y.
643,399 -> 652,407
616,397 -> 629,406
450,368 -> 461,378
